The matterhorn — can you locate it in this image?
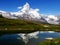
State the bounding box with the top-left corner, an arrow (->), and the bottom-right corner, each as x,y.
0,2 -> 59,24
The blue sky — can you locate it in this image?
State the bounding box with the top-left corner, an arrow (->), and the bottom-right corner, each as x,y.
0,0 -> 60,15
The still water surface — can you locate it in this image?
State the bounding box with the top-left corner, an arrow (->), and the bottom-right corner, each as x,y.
0,31 -> 60,45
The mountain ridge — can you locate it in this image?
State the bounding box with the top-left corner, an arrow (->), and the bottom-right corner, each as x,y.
0,2 -> 60,25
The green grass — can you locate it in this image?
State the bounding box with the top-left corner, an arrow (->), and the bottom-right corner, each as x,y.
0,18 -> 42,30
38,38 -> 60,45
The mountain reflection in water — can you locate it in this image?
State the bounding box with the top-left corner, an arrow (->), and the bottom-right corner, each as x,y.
0,31 -> 60,45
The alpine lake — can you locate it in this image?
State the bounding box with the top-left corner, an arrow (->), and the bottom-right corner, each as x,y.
0,31 -> 60,45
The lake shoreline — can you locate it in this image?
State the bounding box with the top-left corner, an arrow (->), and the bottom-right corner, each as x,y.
0,30 -> 60,36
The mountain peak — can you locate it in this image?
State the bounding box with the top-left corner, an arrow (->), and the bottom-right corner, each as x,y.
21,2 -> 30,13
0,2 -> 60,25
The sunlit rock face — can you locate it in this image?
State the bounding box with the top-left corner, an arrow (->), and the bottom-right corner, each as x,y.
20,2 -> 30,13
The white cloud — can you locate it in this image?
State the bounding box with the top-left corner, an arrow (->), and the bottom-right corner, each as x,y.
48,15 -> 58,20
35,9 -> 39,11
0,10 -> 6,13
18,7 -> 22,9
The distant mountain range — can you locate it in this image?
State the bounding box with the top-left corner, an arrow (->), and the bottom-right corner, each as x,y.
0,2 -> 60,25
